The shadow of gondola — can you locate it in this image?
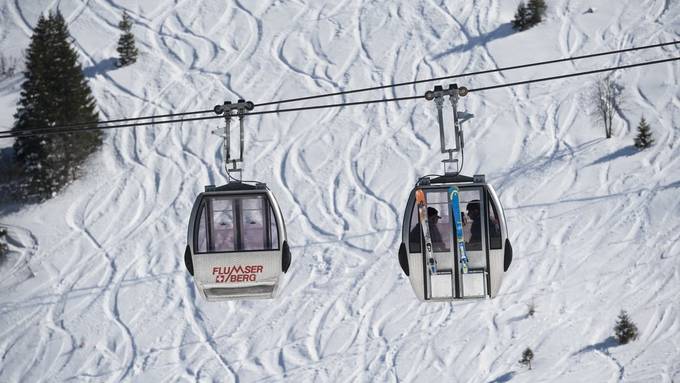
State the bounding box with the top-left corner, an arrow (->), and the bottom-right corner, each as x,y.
432,23 -> 515,60
590,146 -> 637,165
574,336 -> 619,355
488,371 -> 516,382
83,57 -> 118,78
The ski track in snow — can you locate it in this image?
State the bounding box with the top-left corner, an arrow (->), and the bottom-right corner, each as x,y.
1,0 -> 680,382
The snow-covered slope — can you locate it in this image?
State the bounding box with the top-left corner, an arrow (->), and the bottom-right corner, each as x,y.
1,0 -> 679,381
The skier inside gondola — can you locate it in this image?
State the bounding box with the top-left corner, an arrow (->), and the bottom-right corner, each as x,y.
409,207 -> 448,252
466,201 -> 482,250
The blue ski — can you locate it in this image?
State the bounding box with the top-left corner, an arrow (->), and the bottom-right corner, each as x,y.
449,186 -> 468,274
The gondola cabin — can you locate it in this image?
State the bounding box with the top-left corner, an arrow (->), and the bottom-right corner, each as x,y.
398,174 -> 512,301
184,182 -> 291,301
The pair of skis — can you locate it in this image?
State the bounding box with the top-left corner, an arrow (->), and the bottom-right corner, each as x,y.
415,190 -> 438,274
414,187 -> 468,276
449,186 -> 469,274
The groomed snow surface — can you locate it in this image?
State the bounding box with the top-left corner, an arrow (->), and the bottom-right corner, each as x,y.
1,0 -> 680,382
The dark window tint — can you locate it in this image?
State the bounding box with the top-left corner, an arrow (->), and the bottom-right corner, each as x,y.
487,197 -> 502,249
197,202 -> 208,253
408,201 -> 421,253
461,189 -> 483,251
270,205 -> 279,248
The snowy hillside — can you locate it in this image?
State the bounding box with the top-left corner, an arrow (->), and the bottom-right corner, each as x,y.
1,0 -> 680,381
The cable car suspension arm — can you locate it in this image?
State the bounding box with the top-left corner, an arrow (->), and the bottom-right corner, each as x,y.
424,84 -> 470,175
214,100 -> 254,181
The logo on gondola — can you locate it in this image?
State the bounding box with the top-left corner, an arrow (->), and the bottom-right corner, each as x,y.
213,265 -> 264,283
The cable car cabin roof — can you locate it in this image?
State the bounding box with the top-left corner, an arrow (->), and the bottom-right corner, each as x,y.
204,182 -> 268,193
418,174 -> 482,186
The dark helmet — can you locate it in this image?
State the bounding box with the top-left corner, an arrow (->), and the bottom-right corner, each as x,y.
427,207 -> 441,219
467,200 -> 480,212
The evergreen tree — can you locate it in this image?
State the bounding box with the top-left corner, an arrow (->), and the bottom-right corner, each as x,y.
519,347 -> 534,370
527,300 -> 536,317
634,117 -> 654,149
513,0 -> 547,31
527,0 -> 547,26
614,310 -> 639,344
512,2 -> 531,31
116,11 -> 138,67
0,227 -> 8,258
12,11 -> 101,201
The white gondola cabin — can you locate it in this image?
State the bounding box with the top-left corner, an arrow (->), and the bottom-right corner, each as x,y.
184,182 -> 291,301
398,174 -> 512,301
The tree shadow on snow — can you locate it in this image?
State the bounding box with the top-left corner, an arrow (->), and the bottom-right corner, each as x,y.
488,371 -> 516,382
431,23 -> 515,60
83,57 -> 118,78
660,179 -> 680,190
574,336 -> 619,355
507,313 -> 531,323
590,146 -> 637,165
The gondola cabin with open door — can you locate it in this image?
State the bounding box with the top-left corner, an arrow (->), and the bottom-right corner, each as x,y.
184,182 -> 291,301
398,174 -> 512,301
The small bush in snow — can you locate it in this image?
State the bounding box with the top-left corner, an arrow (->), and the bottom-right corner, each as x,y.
527,300 -> 536,317
116,11 -> 139,67
519,347 -> 534,369
614,310 -> 639,344
634,117 -> 654,149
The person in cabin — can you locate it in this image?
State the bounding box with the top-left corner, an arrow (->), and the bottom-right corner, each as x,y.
409,207 -> 448,252
466,201 -> 482,250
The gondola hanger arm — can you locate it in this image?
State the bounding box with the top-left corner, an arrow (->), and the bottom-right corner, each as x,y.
213,99 -> 255,182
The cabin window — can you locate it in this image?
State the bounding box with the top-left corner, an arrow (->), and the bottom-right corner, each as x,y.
408,190 -> 451,253
487,198 -> 502,250
195,195 -> 280,253
211,198 -> 236,252
241,197 -> 267,251
196,201 -> 208,253
408,203 -> 421,253
460,189 -> 483,251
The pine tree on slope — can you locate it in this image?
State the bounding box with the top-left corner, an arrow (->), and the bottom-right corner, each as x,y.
614,310 -> 639,344
0,227 -> 8,258
634,117 -> 654,149
12,11 -> 101,201
527,0 -> 547,26
512,2 -> 531,31
116,11 -> 138,67
519,347 -> 534,370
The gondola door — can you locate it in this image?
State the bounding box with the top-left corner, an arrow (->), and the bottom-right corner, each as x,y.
408,189 -> 457,300
457,187 -> 489,298
429,189 -> 455,300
